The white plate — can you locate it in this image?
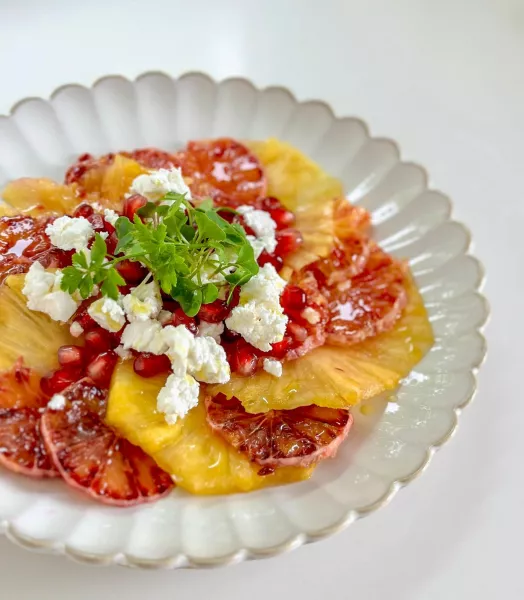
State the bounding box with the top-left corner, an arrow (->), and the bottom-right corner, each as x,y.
0,72 -> 488,569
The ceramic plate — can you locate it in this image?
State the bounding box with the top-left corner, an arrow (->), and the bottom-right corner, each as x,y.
0,72 -> 488,568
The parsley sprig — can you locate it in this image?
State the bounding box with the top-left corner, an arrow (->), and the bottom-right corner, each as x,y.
60,193 -> 259,316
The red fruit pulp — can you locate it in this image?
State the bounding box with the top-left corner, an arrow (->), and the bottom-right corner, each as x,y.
270,207 -> 295,230
228,343 -> 258,376
170,308 -> 198,334
84,328 -> 114,355
258,251 -> 284,271
197,299 -> 231,323
57,345 -> 86,370
116,259 -> 148,284
281,285 -> 307,312
275,229 -> 303,257
73,204 -> 94,219
86,351 -> 118,388
124,194 -> 147,221
40,368 -> 81,396
134,353 -> 171,378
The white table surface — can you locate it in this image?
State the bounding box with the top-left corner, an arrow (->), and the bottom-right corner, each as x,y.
0,0 -> 522,597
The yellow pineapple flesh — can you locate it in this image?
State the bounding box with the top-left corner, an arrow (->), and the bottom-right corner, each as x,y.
106,362 -> 313,495
0,275 -> 73,373
1,178 -> 84,216
248,139 -> 341,269
210,276 -> 433,413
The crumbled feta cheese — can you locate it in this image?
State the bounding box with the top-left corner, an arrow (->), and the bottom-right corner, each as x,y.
157,373 -> 200,424
22,262 -> 79,322
301,307 -> 321,325
99,231 -> 109,240
114,345 -> 132,360
88,297 -> 126,332
123,282 -> 162,322
158,310 -> 173,325
47,393 -> 66,410
263,358 -> 283,378
197,320 -> 224,342
121,320 -> 167,355
240,263 -> 287,304
238,206 -> 277,256
225,303 -> 287,352
45,216 -> 94,251
161,325 -> 194,375
225,264 -> 288,351
187,336 -> 230,384
69,321 -> 84,337
103,208 -> 119,226
130,167 -> 191,202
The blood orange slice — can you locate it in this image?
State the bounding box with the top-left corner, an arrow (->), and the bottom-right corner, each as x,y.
40,378 -> 174,505
333,197 -> 371,240
173,138 -> 267,206
0,361 -> 58,478
206,394 -> 352,472
324,245 -> 408,346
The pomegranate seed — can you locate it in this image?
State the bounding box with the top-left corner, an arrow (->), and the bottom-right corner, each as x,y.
198,299 -> 231,323
287,322 -> 308,342
73,203 -> 94,219
116,259 -> 148,283
281,285 -> 307,311
133,353 -> 171,378
259,196 -> 282,211
87,213 -> 105,231
228,286 -> 241,309
84,328 -> 113,355
73,303 -> 98,332
103,220 -> 116,236
78,153 -> 93,162
270,207 -> 295,230
24,235 -> 49,257
270,336 -> 294,359
106,232 -> 118,255
258,251 -> 284,271
86,351 -> 118,388
222,327 -> 241,343
57,345 -> 86,370
275,229 -> 303,257
229,344 -> 258,376
40,368 -> 81,396
171,308 -> 198,334
124,194 -> 147,221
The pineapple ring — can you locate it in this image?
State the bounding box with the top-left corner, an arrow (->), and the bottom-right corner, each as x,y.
106,362 -> 313,495
247,139 -> 342,270
0,275 -> 73,374
210,276 -> 433,414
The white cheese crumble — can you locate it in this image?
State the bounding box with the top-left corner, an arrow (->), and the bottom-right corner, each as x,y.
45,216 -> 94,251
263,358 -> 283,378
157,373 -> 200,425
302,307 -> 321,325
121,320 -> 167,355
114,345 -> 132,360
238,205 -> 277,256
22,262 -> 79,323
103,208 -> 119,226
161,324 -> 194,375
130,167 -> 191,202
47,393 -> 66,410
88,297 -> 126,332
69,321 -> 84,337
197,320 -> 224,342
158,310 -> 173,325
122,282 -> 162,322
225,264 -> 288,351
187,336 -> 230,384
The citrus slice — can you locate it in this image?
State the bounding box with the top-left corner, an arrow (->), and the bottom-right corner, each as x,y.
105,362 -> 313,495
173,138 -> 267,206
0,361 -> 58,478
248,139 -> 341,270
333,197 -> 371,239
0,275 -> 73,373
324,245 -> 408,346
40,378 -> 174,506
210,275 -> 433,413
205,394 -> 352,472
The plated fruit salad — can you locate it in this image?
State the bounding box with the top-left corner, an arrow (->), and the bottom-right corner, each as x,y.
0,138 -> 433,503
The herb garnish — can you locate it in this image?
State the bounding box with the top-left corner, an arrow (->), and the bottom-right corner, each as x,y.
61,193 -> 259,316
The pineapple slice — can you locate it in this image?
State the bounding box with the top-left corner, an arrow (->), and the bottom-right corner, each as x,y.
106,362 -> 313,495
96,155 -> 148,207
210,276 -> 433,413
248,139 -> 341,270
2,178 -> 82,216
0,275 -> 73,373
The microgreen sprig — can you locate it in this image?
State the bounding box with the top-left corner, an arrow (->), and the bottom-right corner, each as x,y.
60,193 -> 259,316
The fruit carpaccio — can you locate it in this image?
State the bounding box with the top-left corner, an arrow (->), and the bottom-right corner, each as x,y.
0,136 -> 434,501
